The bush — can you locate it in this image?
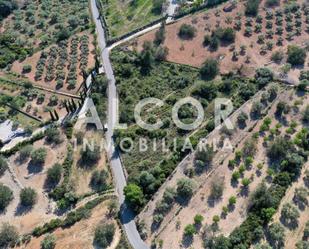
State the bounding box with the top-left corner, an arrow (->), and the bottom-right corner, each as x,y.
81,145 -> 101,167
251,101 -> 263,118
303,105 -> 309,123
220,27 -> 236,43
184,224 -> 196,237
152,0 -> 164,14
200,58 -> 219,80
176,178 -> 194,200
194,214 -> 204,225
237,112 -> 248,127
255,68 -> 273,88
0,183 -> 13,211
46,163 -> 62,186
90,170 -> 109,192
94,223 -> 115,248
45,127 -> 62,144
271,50 -> 284,63
210,177 -> 224,199
268,222 -> 285,248
265,0 -> 279,7
20,187 -> 37,207
124,184 -> 145,212
178,24 -> 196,39
229,196 -> 237,206
245,0 -> 260,16
293,187 -> 308,208
280,203 -> 300,227
22,64 -> 32,74
0,223 -> 19,248
31,148 -> 47,166
154,22 -> 165,45
19,145 -> 33,162
287,45 -> 307,66
0,156 -> 8,176
41,234 -> 56,249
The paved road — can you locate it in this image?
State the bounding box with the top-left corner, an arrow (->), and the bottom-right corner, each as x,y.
90,1 -> 149,249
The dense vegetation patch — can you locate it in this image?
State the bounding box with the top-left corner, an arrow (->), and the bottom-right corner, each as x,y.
111,47 -> 271,212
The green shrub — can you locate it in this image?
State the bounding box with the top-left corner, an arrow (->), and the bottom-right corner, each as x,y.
31,148 -> 47,166
178,24 -> 196,39
41,234 -> 56,249
245,0 -> 260,16
20,187 -> 37,207
287,45 -> 307,66
200,58 -> 219,80
94,223 -> 115,248
0,184 -> 13,211
46,163 -> 62,186
0,156 -> 8,176
0,223 -> 19,248
22,64 -> 32,74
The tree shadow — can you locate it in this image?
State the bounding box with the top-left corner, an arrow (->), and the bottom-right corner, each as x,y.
15,203 -> 32,216
230,179 -> 239,188
43,178 -> 58,192
293,196 -> 308,211
182,235 -> 193,248
207,196 -> 222,208
27,160 -> 43,174
280,216 -> 299,230
237,122 -> 247,130
240,187 -> 249,197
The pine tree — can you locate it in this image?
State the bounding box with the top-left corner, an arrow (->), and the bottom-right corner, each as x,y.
49,110 -> 55,121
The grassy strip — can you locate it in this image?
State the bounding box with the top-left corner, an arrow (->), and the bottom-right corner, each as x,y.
48,144 -> 76,208
32,194 -> 114,237
174,0 -> 229,19
0,131 -> 45,157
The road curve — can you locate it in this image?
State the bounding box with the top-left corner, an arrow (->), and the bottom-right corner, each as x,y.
89,1 -> 149,249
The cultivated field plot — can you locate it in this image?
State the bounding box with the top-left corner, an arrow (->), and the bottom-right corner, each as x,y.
0,125 -> 115,247
137,88 -> 309,249
1,0 -> 90,49
11,32 -> 96,94
133,0 -> 309,82
0,0 -> 96,94
15,201 -> 121,249
101,0 -> 164,38
0,135 -> 68,234
0,77 -> 73,123
111,47 -> 281,214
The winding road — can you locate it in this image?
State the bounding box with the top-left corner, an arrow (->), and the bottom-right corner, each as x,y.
90,1 -> 149,249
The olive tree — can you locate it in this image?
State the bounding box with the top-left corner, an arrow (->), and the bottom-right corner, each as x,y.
0,184 -> 13,211
18,145 -> 33,162
46,163 -> 62,186
268,222 -> 285,248
0,223 -> 19,248
20,187 -> 37,208
280,203 -> 300,227
0,156 -> 8,176
31,148 -> 47,166
41,234 -> 56,249
176,178 -> 195,200
93,223 -> 115,248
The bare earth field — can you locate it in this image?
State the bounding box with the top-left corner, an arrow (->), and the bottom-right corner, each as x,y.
137,86 -> 309,248
0,79 -> 72,121
133,0 -> 308,82
11,32 -> 96,95
0,136 -> 68,234
16,200 -> 121,249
